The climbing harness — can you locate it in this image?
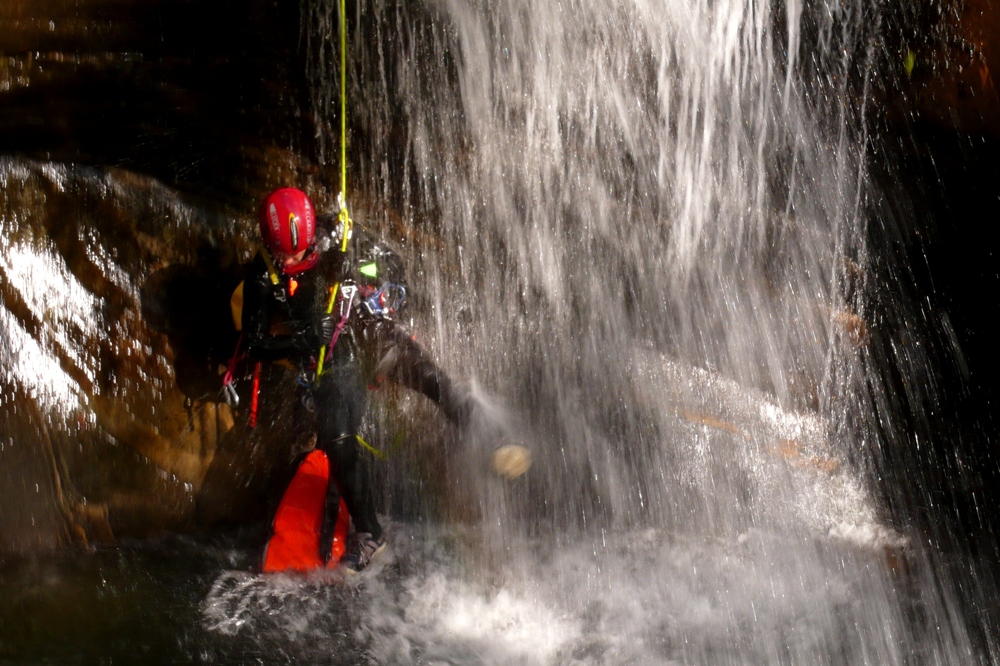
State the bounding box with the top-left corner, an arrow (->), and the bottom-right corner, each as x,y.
221,248 -> 292,424
316,281 -> 357,382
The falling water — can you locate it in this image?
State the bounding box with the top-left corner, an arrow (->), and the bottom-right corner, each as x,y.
290,0 -> 995,662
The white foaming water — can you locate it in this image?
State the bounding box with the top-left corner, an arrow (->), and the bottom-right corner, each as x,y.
201,519 -> 914,663
203,523 -> 582,664
198,364 -> 942,662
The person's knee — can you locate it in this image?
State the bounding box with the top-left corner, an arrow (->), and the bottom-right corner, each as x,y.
316,395 -> 365,441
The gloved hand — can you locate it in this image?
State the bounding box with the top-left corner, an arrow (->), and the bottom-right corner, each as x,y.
313,313 -> 336,346
294,313 -> 337,352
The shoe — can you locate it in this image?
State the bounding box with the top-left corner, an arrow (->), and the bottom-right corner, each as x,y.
340,532 -> 386,574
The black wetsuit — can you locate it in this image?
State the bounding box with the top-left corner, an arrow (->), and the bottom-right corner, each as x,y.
241,222 -> 468,551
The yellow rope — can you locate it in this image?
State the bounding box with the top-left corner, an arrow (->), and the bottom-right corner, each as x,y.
318,0 -> 352,380
355,434 -> 388,460
315,283 -> 340,381
337,0 -> 353,253
329,16 -> 385,463
340,0 -> 348,199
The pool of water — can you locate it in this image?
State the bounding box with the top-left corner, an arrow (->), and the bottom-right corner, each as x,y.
4,515 -> 996,665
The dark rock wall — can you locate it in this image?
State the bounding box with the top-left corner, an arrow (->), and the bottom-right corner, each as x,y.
887,0 -> 1000,136
0,0 -> 315,200
869,0 -> 1000,543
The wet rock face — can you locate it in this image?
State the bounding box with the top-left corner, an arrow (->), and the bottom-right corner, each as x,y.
874,0 -> 1000,526
0,159 -> 247,551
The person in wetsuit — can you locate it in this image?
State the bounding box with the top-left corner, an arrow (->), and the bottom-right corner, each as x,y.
241,187 -> 470,572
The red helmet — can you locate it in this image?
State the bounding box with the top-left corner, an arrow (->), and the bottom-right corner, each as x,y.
258,188 -> 316,256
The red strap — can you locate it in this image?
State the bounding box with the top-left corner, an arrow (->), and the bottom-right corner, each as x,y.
249,362 -> 261,428
222,333 -> 244,387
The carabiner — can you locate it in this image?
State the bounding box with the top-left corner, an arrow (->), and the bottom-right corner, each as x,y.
223,379 -> 239,408
339,284 -> 358,318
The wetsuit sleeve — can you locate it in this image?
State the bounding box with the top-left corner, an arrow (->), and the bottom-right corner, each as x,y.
369,320 -> 471,427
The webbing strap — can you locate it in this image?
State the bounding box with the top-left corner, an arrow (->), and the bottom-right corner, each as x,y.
249,362 -> 261,428
260,248 -> 280,285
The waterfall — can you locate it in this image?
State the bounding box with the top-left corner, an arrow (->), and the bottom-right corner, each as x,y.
292,0 -> 996,661
303,0 -> 872,522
